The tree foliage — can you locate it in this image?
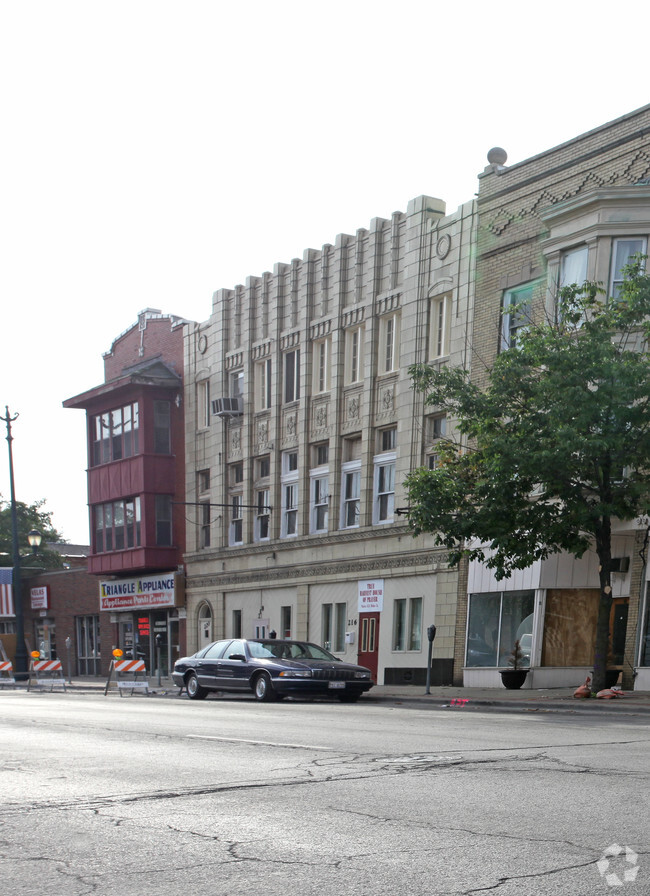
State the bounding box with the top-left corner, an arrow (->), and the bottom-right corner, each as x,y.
0,497 -> 67,570
405,260 -> 650,689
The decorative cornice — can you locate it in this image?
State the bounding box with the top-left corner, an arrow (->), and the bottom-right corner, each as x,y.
187,545 -> 450,590
309,319 -> 332,340
376,290 -> 401,317
225,351 -> 244,370
342,307 -> 365,329
252,341 -> 273,360
280,332 -> 300,351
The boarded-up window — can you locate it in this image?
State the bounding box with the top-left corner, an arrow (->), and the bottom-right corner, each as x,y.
542,589 -> 599,667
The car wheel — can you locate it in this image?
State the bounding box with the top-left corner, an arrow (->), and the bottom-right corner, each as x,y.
253,672 -> 277,702
337,692 -> 361,703
186,672 -> 208,700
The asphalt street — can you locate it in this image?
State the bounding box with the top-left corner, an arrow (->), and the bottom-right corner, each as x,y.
0,690 -> 648,895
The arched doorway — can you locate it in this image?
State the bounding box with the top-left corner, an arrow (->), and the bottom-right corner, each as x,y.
198,602 -> 213,651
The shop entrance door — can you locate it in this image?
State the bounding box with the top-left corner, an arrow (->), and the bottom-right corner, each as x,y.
358,613 -> 380,683
119,618 -> 135,659
35,621 -> 56,660
610,598 -> 629,667
152,612 -> 169,676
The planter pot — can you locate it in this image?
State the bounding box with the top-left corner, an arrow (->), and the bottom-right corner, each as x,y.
499,668 -> 529,690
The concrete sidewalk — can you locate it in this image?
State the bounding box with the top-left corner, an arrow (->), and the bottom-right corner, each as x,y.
12,675 -> 650,714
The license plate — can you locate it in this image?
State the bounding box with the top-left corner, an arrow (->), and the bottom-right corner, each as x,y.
328,681 -> 345,689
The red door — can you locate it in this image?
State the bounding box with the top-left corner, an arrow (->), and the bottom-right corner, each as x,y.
358,613 -> 380,683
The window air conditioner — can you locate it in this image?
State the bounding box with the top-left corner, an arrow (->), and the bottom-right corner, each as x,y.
211,397 -> 243,417
610,557 -> 630,574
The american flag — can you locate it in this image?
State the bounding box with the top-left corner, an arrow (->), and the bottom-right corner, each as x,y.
0,568 -> 14,617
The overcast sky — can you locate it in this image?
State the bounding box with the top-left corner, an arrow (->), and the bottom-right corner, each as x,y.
1,0 -> 649,545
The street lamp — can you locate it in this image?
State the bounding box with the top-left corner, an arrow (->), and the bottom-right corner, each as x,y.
28,529 -> 42,553
1,407 -> 42,679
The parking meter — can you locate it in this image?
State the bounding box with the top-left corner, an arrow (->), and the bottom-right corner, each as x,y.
425,625 -> 437,694
155,634 -> 163,686
65,636 -> 72,684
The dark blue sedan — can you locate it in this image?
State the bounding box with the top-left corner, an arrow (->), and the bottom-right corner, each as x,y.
172,638 -> 374,702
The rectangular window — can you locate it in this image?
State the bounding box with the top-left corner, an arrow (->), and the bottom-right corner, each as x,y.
232,609 -> 242,639
379,427 -> 397,452
311,473 -> 329,533
428,415 -> 447,442
197,381 -> 210,429
345,327 -> 363,384
197,469 -> 210,493
256,359 -> 272,411
429,294 -> 451,359
374,459 -> 395,524
283,451 -> 298,473
281,450 -> 299,538
91,402 -> 139,466
313,338 -> 331,393
335,602 -> 346,653
155,495 -> 173,546
408,597 -> 422,651
93,498 -> 141,553
200,501 -> 211,549
610,238 -> 647,298
111,407 -> 124,460
153,400 -> 171,454
255,489 -> 270,541
281,606 -> 292,639
283,484 -> 298,536
322,602 -> 346,652
230,462 -> 244,485
341,465 -> 361,528
230,370 -> 244,400
257,455 -> 271,479
284,349 -> 300,402
560,246 -> 588,289
466,591 -> 534,667
76,614 -> 101,676
379,314 -> 399,373
393,597 -> 423,651
314,443 -> 329,466
501,284 -> 533,351
393,599 -> 406,651
114,501 -> 125,550
230,495 -> 243,545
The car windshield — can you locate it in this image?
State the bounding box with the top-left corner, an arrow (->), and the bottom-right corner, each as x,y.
248,640 -> 340,661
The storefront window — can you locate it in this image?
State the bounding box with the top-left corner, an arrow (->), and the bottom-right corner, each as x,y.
76,615 -> 101,676
466,591 -> 534,667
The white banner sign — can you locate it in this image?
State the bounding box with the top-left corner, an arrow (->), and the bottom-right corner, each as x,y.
358,579 -> 384,612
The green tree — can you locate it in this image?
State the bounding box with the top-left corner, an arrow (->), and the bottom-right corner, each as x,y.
405,261 -> 650,692
0,497 -> 66,570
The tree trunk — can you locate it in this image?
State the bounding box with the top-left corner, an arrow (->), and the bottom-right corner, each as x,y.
594,520 -> 613,693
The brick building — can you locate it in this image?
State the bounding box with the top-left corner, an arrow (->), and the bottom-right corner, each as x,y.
64,309 -> 191,676
457,103 -> 650,689
21,563 -> 111,677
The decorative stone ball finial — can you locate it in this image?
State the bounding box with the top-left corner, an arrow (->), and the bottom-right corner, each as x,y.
487,147 -> 508,166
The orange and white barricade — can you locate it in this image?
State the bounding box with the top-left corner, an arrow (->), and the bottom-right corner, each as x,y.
104,657 -> 150,696
0,659 -> 16,687
27,657 -> 66,691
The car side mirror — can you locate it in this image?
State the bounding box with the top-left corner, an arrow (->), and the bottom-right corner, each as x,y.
228,653 -> 246,661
